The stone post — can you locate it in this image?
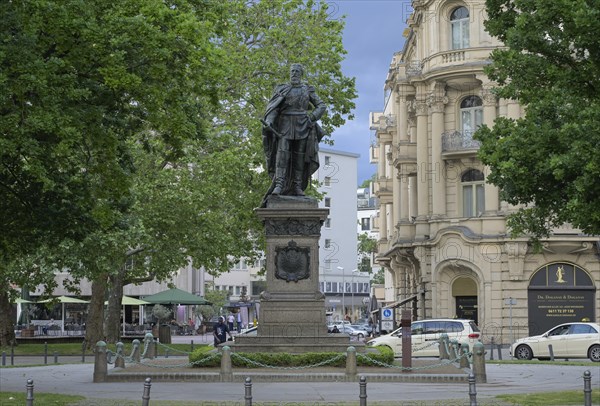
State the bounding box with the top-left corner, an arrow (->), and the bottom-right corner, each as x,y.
448,339 -> 458,360
438,333 -> 449,360
220,346 -> 233,381
459,344 -> 470,369
472,342 -> 487,383
115,342 -> 125,368
143,333 -> 155,359
345,346 -> 357,378
131,339 -> 141,362
93,341 -> 108,383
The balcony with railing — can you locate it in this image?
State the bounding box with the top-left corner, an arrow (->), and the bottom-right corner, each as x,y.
405,60 -> 422,78
441,130 -> 480,157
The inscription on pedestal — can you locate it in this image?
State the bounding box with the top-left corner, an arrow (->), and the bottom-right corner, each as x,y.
275,240 -> 310,282
265,219 -> 322,236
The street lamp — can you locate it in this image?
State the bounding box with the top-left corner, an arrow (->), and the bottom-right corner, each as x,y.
336,266 -> 345,319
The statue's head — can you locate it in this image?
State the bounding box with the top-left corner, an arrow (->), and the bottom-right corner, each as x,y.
290,63 -> 304,85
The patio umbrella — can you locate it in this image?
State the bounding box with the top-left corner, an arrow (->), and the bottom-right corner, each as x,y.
104,296 -> 150,335
14,298 -> 33,326
143,288 -> 211,305
39,296 -> 89,334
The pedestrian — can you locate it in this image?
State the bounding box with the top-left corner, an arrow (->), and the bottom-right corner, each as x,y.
227,313 -> 235,332
236,312 -> 242,332
213,316 -> 232,347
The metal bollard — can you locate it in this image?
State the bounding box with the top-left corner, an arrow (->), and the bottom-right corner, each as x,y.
26,379 -> 34,406
244,377 -> 253,406
468,373 -> 477,406
191,339 -> 194,352
54,351 -> 58,364
81,340 -> 86,363
2,351 -> 5,366
141,377 -> 152,406
583,370 -> 592,406
359,376 -> 367,406
165,348 -> 169,358
154,340 -> 158,357
489,337 -> 494,360
10,345 -> 14,366
44,342 -> 48,364
548,344 -> 554,361
497,343 -> 502,360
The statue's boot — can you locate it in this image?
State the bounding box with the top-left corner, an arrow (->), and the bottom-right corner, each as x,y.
292,152 -> 305,196
272,150 -> 289,195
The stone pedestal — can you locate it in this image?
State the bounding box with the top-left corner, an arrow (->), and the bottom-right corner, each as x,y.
233,195 -> 360,353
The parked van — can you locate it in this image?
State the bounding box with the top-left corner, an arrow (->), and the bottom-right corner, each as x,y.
366,318 -> 481,357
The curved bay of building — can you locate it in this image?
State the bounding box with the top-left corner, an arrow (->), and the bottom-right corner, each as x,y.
370,0 -> 599,343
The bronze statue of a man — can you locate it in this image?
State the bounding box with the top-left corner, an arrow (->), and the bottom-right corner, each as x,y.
262,64 -> 326,201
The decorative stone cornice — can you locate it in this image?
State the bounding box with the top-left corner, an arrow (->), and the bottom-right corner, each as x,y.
481,86 -> 497,106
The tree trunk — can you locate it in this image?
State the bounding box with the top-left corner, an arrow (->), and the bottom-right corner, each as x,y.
0,289 -> 16,347
105,269 -> 125,343
85,275 -> 108,349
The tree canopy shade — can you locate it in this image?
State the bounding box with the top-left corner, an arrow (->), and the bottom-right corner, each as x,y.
475,0 -> 600,238
0,0 -> 356,346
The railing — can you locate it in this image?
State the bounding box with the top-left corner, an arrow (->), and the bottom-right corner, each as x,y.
442,130 -> 481,152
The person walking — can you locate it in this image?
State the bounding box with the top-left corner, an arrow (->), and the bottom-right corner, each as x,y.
227,313 -> 235,332
213,316 -> 232,347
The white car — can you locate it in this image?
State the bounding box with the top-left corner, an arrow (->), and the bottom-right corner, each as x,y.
366,318 -> 481,357
510,322 -> 600,362
330,324 -> 368,339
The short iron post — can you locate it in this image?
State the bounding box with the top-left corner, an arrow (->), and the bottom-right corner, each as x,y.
191,340 -> 194,352
44,342 -> 48,364
53,351 -> 58,364
141,377 -> 152,406
583,370 -> 592,406
93,341 -> 108,383
25,378 -> 34,406
2,351 -> 5,366
132,339 -> 141,362
439,333 -> 449,360
489,337 -> 494,360
10,344 -> 14,366
244,377 -> 253,406
346,346 -> 357,378
115,342 -> 125,368
468,373 -> 477,406
81,340 -> 86,363
472,342 -> 487,383
548,344 -> 555,361
165,348 -> 169,358
497,342 -> 502,360
359,376 -> 367,406
220,346 -> 233,381
459,344 -> 470,369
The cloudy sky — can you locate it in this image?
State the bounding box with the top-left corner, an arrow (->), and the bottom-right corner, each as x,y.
327,0 -> 411,185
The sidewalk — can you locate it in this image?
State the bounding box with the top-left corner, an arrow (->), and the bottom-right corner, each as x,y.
1,359 -> 597,403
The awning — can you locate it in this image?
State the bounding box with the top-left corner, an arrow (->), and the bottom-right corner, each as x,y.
383,295 -> 418,309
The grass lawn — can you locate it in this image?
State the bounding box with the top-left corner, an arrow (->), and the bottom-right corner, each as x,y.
496,389 -> 600,405
0,392 -> 85,405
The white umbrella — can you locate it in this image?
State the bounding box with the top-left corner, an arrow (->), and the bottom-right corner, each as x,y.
39,296 -> 89,334
104,296 -> 150,335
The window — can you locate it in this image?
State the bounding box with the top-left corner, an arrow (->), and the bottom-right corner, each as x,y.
324,239 -> 331,248
324,197 -> 331,207
324,217 -> 331,228
450,6 -> 469,49
324,155 -> 331,166
324,176 -> 331,187
461,169 -> 485,217
460,96 -> 483,136
361,217 -> 370,231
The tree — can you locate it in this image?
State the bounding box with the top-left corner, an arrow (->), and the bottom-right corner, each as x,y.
0,0 -> 356,346
357,233 -> 377,273
476,0 -> 600,239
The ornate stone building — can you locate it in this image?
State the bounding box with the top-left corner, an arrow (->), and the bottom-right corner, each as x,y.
371,0 -> 599,343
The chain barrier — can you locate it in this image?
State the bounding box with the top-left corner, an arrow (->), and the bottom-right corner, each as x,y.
110,349 -> 221,369
230,352 -> 346,370
356,351 -> 472,372
156,341 -> 192,355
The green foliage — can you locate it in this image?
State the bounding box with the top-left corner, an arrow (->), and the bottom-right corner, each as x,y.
189,346 -> 394,369
370,268 -> 385,285
477,0 -> 600,238
152,304 -> 172,323
0,392 -> 85,405
357,233 -> 377,273
196,290 -> 229,322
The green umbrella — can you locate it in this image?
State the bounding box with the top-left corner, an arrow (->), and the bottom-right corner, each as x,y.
143,288 -> 211,305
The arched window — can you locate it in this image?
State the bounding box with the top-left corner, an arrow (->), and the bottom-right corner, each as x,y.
460,96 -> 483,138
461,169 -> 484,217
451,6 -> 470,49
